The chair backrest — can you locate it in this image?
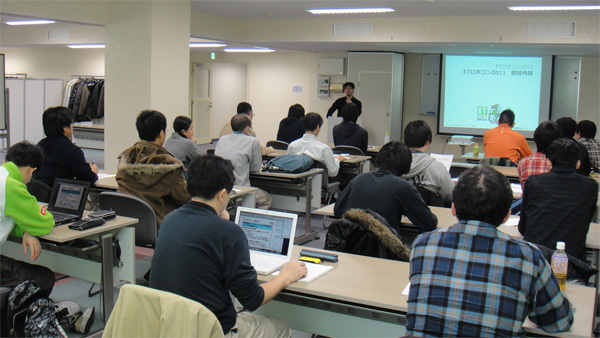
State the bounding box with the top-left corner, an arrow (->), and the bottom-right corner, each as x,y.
415,186 -> 446,207
266,140 -> 289,150
206,149 -> 215,155
332,145 -> 365,156
480,156 -> 515,167
103,284 -> 224,338
26,179 -> 52,203
99,192 -> 157,248
312,160 -> 330,191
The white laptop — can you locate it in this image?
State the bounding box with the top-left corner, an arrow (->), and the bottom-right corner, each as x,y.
235,207 -> 297,275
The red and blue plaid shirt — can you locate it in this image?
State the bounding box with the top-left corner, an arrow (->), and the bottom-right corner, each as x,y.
518,152 -> 551,190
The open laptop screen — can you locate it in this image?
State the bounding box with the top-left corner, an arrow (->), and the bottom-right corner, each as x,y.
48,179 -> 90,215
236,209 -> 295,257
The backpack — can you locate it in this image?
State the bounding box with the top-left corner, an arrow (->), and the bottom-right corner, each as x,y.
266,154 -> 314,173
6,280 -> 67,338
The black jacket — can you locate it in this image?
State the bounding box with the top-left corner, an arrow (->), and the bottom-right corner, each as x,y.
276,117 -> 304,144
36,136 -> 98,187
325,208 -> 411,261
333,121 -> 368,154
326,96 -> 362,117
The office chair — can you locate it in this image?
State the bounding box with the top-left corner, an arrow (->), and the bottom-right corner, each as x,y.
104,284 -> 224,337
415,186 -> 446,207
266,140 -> 289,150
206,149 -> 216,155
312,161 -> 340,205
332,145 -> 365,156
99,192 -> 157,249
26,179 -> 52,203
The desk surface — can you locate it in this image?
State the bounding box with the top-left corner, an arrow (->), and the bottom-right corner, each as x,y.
259,246 -> 595,338
250,168 -> 324,179
264,149 -> 370,164
42,215 -> 137,243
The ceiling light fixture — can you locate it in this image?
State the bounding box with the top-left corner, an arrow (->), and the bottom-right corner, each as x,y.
224,48 -> 275,53
67,44 -> 105,49
508,5 -> 600,11
189,43 -> 227,48
6,20 -> 55,25
308,8 -> 395,14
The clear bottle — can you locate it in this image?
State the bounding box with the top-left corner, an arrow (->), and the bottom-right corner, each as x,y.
473,143 -> 480,157
384,132 -> 390,144
551,241 -> 568,291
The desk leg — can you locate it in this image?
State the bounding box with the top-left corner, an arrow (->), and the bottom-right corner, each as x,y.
294,175 -> 320,245
101,234 -> 114,323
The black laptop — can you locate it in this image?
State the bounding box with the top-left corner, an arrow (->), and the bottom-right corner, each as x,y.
47,178 -> 91,225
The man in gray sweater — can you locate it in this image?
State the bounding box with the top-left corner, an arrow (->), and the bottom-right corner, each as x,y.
215,114 -> 272,209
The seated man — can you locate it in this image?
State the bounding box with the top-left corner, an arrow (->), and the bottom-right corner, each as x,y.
287,112 -> 345,177
116,110 -> 190,228
149,155 -> 307,337
333,103 -> 368,154
334,141 -> 437,245
556,117 -> 591,176
276,103 -> 305,144
215,114 -> 272,209
518,138 -> 598,261
36,106 -> 98,187
219,102 -> 273,155
407,165 -> 573,337
517,121 -> 563,189
401,120 -> 453,205
1,141 -> 55,296
483,109 -> 532,164
575,119 -> 599,173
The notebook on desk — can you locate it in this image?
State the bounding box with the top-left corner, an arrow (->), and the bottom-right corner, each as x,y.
235,207 -> 297,275
47,178 -> 91,225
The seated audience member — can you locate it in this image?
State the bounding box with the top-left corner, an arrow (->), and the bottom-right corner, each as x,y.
215,114 -> 272,209
332,103 -> 368,154
556,117 -> 592,176
149,155 -> 307,337
334,141 -> 437,245
287,112 -> 345,177
575,120 -> 600,172
36,106 -> 98,187
116,110 -> 190,228
219,102 -> 273,155
401,120 -> 453,205
164,115 -> 203,174
276,104 -> 305,144
483,109 -> 532,164
0,141 -> 55,296
407,165 -> 573,337
517,121 -> 563,189
518,138 -> 598,261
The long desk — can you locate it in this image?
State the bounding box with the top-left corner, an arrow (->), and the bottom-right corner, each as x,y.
264,149 -> 371,175
255,246 -> 596,337
250,169 -> 323,245
2,215 -> 137,323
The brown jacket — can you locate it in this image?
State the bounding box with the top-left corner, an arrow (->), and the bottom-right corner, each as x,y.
116,141 -> 190,228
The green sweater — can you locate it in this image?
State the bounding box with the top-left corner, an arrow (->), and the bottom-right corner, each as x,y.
0,162 -> 54,244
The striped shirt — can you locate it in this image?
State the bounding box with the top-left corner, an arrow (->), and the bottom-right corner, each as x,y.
407,220 -> 573,337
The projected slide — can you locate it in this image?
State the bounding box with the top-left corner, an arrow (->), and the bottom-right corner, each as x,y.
439,55 -> 552,138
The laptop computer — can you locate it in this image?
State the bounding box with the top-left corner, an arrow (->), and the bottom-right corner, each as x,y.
235,207 -> 297,275
47,178 -> 91,225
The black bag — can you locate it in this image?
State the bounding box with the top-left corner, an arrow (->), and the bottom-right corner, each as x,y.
266,154 -> 313,173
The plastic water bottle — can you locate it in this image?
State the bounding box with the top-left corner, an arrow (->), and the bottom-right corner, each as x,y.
551,241 -> 568,291
384,132 -> 390,144
473,143 -> 479,157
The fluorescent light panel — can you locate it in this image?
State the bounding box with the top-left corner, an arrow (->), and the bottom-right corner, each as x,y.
508,5 -> 600,11
67,44 -> 105,49
309,8 -> 394,14
224,48 -> 274,53
6,20 -> 55,25
189,43 -> 227,48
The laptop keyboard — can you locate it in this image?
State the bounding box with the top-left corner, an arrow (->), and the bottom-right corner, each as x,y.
52,211 -> 76,223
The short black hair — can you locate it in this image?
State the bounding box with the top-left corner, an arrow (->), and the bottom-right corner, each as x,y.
136,110 -> 167,142
6,141 -> 44,169
343,82 -> 355,90
404,120 -> 432,148
556,117 -> 577,138
288,104 -> 305,119
375,141 -> 412,176
302,112 -> 323,132
230,114 -> 251,132
546,137 -> 579,168
173,116 -> 192,138
577,120 -> 597,139
42,106 -> 74,137
533,121 -> 563,154
237,102 -> 253,115
498,109 -> 515,125
453,165 -> 512,227
341,104 -> 359,123
187,155 -> 234,200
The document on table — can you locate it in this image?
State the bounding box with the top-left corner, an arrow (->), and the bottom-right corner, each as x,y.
97,173 -> 116,179
402,282 -> 411,295
430,153 -> 454,172
504,217 -> 520,227
272,262 -> 333,283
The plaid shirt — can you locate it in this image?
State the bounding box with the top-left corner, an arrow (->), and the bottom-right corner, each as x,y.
518,152 -> 551,189
407,220 -> 573,337
578,137 -> 600,171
